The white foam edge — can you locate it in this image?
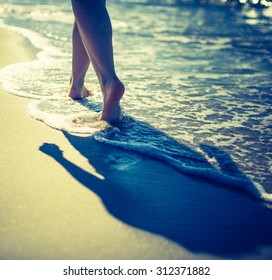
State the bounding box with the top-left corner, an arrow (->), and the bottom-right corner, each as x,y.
0,79 -> 50,100
0,22 -> 64,61
28,100 -> 105,135
0,22 -> 70,99
94,134 -> 272,203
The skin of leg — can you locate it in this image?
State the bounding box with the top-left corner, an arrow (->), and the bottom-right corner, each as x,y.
71,0 -> 125,123
69,21 -> 91,99
70,19 -> 108,99
70,0 -> 106,94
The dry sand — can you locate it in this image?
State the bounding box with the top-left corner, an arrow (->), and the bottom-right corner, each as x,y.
0,28 -> 272,260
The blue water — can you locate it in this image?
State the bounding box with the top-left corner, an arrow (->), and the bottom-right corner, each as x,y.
0,0 -> 271,201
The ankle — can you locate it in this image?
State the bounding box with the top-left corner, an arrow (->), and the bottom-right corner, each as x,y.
105,78 -> 124,100
102,76 -> 124,91
70,76 -> 84,89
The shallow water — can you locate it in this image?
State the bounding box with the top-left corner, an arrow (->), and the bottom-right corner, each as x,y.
0,0 -> 271,200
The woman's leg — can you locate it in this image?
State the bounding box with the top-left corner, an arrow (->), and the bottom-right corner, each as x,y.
69,21 -> 90,99
71,0 -> 125,123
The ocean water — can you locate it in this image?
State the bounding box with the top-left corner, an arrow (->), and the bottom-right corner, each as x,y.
0,0 -> 271,201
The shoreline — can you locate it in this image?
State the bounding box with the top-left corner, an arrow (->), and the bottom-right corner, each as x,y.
0,27 -> 201,260
1,27 -> 272,260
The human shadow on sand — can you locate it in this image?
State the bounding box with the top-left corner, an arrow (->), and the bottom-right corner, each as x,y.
39,118 -> 272,259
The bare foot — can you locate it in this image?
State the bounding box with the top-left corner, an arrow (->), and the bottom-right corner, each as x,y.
69,84 -> 90,100
101,78 -> 125,124
69,77 -> 90,99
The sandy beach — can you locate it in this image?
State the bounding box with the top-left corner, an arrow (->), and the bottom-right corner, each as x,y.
1,27 -> 272,260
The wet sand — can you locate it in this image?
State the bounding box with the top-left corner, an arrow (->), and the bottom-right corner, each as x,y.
0,28 -> 272,260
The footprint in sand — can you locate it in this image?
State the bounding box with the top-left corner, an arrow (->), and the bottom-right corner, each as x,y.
105,154 -> 142,171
